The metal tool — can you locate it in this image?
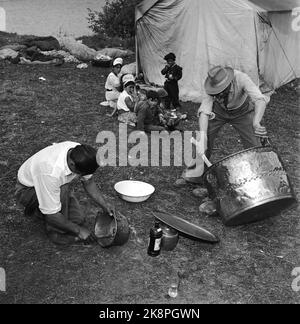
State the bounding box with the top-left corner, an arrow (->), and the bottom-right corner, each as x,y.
190,137 -> 213,168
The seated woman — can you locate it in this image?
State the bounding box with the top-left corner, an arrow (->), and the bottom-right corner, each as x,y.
117,74 -> 137,127
105,58 -> 123,113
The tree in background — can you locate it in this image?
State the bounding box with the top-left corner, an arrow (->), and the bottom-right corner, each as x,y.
87,0 -> 142,39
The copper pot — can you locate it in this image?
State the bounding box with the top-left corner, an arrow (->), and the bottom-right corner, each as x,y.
94,210 -> 130,248
204,146 -> 296,226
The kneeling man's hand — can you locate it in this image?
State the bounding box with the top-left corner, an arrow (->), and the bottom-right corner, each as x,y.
104,203 -> 115,217
78,227 -> 98,244
78,227 -> 92,241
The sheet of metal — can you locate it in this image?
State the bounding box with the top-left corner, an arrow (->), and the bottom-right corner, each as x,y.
154,212 -> 219,243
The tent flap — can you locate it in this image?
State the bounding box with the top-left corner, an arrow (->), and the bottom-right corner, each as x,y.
248,0 -> 300,12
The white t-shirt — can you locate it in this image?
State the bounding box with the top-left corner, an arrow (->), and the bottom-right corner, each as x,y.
105,72 -> 121,91
18,142 -> 92,215
117,90 -> 133,112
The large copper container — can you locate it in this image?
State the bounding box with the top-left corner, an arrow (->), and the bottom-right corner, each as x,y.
204,146 -> 296,226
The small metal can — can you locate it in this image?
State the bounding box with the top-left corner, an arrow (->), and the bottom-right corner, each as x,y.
160,224 -> 179,251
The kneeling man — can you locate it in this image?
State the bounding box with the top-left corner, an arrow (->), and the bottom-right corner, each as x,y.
15,141 -> 114,245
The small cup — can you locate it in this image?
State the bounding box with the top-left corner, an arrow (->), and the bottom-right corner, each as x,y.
168,283 -> 178,298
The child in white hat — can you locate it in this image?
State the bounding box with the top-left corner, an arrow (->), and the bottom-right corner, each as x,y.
117,74 -> 137,127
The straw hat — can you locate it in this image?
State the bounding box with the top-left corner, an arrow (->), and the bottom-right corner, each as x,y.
204,66 -> 234,95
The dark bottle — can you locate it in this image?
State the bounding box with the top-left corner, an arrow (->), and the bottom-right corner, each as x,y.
147,221 -> 163,257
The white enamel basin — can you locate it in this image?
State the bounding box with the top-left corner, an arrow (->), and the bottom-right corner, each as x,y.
114,181 -> 155,203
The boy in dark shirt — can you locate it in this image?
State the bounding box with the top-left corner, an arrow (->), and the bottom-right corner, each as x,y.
134,88 -> 147,113
136,90 -> 166,133
161,53 -> 183,111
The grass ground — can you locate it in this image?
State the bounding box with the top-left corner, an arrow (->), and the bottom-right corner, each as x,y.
0,56 -> 299,304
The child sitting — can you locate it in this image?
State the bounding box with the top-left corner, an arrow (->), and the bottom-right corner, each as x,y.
117,74 -> 137,127
136,90 -> 166,133
134,87 -> 147,114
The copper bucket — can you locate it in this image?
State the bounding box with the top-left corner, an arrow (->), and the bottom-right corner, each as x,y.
204,146 -> 296,226
94,210 -> 130,247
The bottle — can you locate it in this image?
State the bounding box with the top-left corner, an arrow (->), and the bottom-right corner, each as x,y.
147,221 -> 163,257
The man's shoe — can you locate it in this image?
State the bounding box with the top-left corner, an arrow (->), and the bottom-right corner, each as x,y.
192,187 -> 208,199
174,178 -> 188,188
47,232 -> 79,246
199,200 -> 217,216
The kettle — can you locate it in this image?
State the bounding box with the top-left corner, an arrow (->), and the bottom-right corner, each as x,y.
160,223 -> 179,251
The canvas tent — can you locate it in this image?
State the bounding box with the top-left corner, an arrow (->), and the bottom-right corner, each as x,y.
135,0 -> 300,103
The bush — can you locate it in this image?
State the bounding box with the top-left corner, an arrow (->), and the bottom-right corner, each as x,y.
0,31 -> 33,47
87,0 -> 142,39
78,34 -> 136,51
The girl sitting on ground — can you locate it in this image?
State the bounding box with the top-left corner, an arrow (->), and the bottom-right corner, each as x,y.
116,74 -> 137,127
